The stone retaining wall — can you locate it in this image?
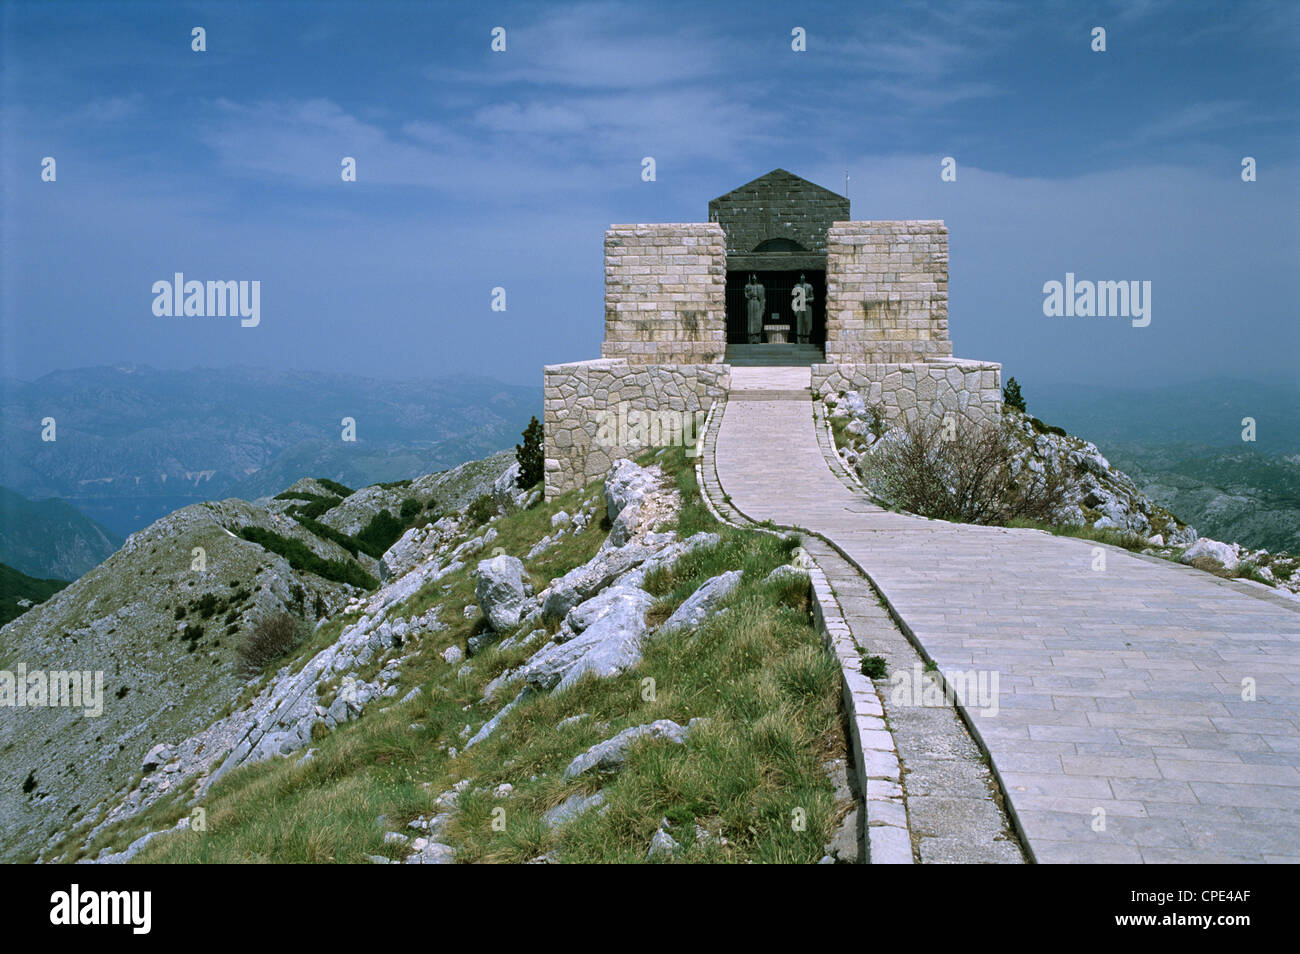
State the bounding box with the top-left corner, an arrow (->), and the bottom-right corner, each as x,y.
812,360 -> 1002,426
544,359 -> 730,498
601,223 -> 727,365
825,221 -> 953,364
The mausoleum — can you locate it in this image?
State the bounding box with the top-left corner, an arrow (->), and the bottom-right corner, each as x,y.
544,169 -> 1002,499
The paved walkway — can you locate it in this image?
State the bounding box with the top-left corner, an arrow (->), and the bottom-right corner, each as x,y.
709,371 -> 1300,863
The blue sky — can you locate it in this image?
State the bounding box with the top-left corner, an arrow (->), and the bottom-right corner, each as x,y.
2,0 -> 1296,395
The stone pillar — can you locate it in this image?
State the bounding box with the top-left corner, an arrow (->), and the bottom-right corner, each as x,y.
601,223 -> 727,365
825,221 -> 953,364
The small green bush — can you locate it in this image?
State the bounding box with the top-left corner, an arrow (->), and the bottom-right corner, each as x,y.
399,497 -> 422,522
196,593 -> 222,619
860,655 -> 889,679
466,494 -> 497,527
1003,377 -> 1027,413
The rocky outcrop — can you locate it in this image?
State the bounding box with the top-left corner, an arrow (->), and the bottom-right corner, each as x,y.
1180,537 -> 1241,572
519,587 -> 656,693
542,790 -> 606,830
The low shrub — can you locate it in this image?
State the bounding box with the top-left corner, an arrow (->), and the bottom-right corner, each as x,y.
466,494 -> 497,527
315,478 -> 354,497
237,612 -> 308,676
861,416 -> 1069,526
239,526 -> 377,589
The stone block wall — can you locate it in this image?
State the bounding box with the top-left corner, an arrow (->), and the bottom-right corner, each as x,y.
825,221 -> 953,364
544,358 -> 731,498
601,223 -> 726,365
812,359 -> 1002,427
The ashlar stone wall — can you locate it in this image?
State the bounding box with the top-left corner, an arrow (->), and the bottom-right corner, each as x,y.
601,223 -> 727,365
812,359 -> 1002,427
825,221 -> 953,364
545,358 -> 730,498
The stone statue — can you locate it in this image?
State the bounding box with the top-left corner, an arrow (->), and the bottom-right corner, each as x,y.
792,273 -> 814,344
744,274 -> 765,344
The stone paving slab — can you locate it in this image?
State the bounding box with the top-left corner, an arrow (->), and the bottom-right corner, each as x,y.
712,389 -> 1300,864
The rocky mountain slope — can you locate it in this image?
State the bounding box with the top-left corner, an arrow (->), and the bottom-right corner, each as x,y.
1105,443 -> 1300,554
0,452 -> 520,862
22,448 -> 849,865
1030,377 -> 1300,554
0,486 -> 122,580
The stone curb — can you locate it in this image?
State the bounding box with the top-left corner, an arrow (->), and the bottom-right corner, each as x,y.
801,398 -> 1038,863
698,395 -> 912,863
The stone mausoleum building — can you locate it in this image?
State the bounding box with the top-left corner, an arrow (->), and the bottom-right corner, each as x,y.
544,169 -> 1002,498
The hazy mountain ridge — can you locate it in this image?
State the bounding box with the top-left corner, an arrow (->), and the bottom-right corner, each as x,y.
0,563 -> 69,626
1028,378 -> 1300,554
0,365 -> 540,538
0,486 -> 123,580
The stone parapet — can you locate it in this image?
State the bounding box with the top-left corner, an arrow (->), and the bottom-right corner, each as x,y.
544,359 -> 731,498
812,359 -> 1002,427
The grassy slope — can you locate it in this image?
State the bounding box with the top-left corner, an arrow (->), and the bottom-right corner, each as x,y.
69,446 -> 841,864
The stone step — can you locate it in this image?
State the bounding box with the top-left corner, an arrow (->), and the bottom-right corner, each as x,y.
725,344 -> 824,367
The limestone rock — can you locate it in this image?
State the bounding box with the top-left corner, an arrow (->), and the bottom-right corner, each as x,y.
564,719 -> 690,778
520,587 -> 655,693
604,458 -> 660,524
474,554 -> 529,632
542,790 -> 606,830
405,841 -> 456,864
647,822 -> 681,859
765,564 -> 810,586
658,570 -> 741,637
1181,537 -> 1241,571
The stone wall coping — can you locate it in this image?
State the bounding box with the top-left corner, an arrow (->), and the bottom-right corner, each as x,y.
544,357 -> 629,373
607,223 -> 726,233
812,358 -> 1001,372
829,220 -> 947,229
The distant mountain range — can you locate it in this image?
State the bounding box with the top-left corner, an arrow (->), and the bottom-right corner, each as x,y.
0,486 -> 121,579
1030,377 -> 1300,552
0,364 -> 541,539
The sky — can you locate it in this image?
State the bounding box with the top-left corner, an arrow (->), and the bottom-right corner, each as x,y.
2,0 -> 1297,396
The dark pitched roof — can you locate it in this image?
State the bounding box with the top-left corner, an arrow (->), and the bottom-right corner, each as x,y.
709,168 -> 846,205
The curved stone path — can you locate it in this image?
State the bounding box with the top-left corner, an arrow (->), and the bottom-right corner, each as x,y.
710,367 -> 1300,863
